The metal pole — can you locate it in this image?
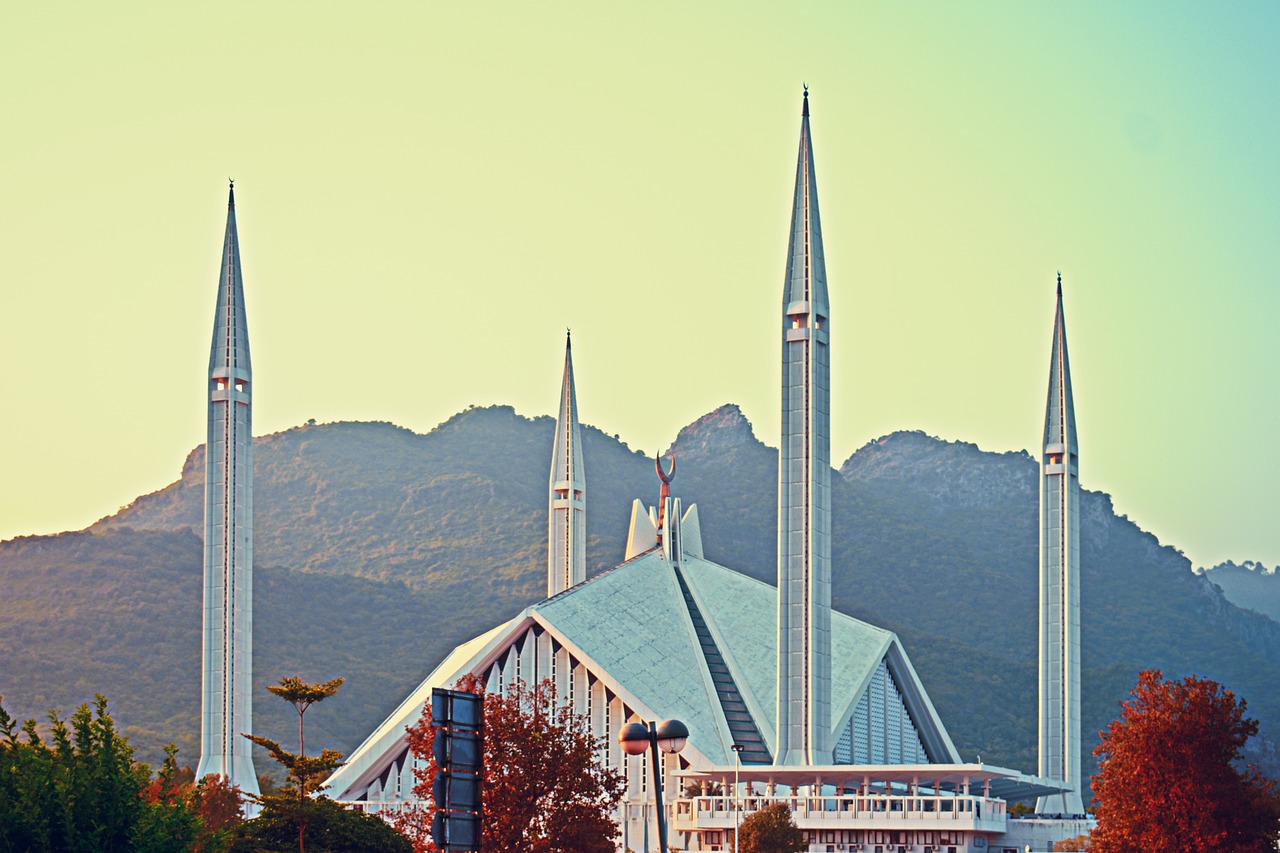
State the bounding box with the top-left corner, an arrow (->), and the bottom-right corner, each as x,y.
732,743 -> 743,853
648,721 -> 668,853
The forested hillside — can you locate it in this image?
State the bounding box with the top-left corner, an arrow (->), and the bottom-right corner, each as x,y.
0,527 -> 479,773
1200,560 -> 1280,624
2,404 -> 1276,791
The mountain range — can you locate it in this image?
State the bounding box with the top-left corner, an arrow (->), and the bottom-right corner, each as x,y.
2,404 -> 1277,794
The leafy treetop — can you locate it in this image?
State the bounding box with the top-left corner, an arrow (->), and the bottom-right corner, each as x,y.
1090,669 -> 1280,853
0,694 -> 230,852
234,674 -> 409,853
736,801 -> 806,853
268,676 -> 346,715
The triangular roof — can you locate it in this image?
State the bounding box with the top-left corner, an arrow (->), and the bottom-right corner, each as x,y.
325,542 -> 959,800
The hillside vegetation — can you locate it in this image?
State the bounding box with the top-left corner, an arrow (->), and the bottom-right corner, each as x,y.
1200,560 -> 1280,624
2,404 -> 1276,791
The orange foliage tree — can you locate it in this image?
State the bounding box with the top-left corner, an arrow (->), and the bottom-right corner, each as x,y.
737,801 -> 806,853
1091,669 -> 1280,853
397,675 -> 625,853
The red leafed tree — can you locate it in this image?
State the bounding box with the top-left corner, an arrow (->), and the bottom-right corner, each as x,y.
1091,669 -> 1280,853
397,674 -> 626,853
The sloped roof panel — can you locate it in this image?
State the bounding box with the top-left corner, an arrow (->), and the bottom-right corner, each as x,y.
536,550 -> 725,760
325,615 -> 527,797
680,555 -> 892,741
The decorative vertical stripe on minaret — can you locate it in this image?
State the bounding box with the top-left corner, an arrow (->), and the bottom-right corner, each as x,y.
1036,274 -> 1084,815
776,88 -> 832,766
196,183 -> 260,796
548,331 -> 585,597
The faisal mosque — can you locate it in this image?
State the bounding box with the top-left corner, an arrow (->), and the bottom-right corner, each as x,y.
199,90 -> 1093,852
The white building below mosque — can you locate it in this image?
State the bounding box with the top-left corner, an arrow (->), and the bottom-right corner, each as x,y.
324,90 -> 1091,852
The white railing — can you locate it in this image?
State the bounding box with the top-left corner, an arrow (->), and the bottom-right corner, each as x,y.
672,793 -> 1006,833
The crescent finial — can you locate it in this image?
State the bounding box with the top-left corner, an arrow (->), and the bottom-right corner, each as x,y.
655,452 -> 676,484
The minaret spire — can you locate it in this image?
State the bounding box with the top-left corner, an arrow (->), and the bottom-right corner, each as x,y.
1036,274 -> 1084,814
196,183 -> 260,796
776,87 -> 832,766
548,331 -> 586,596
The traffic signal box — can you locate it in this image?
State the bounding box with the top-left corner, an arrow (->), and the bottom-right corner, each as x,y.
430,688 -> 484,852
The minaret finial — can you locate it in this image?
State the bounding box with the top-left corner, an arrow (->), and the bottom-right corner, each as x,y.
802,83 -> 809,117
1057,270 -> 1062,294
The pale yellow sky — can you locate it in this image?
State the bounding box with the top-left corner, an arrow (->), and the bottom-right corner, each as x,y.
2,2 -> 1277,569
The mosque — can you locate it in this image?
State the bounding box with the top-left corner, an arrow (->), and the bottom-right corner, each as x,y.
200,90 -> 1093,852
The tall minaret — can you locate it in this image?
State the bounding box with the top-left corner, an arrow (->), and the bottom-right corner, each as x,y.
196,182 -> 260,796
1036,274 -> 1084,814
548,331 -> 585,597
776,87 -> 832,766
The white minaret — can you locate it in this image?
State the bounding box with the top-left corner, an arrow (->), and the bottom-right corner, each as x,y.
776,88 -> 833,766
196,183 -> 260,796
548,331 -> 585,597
1036,274 -> 1084,814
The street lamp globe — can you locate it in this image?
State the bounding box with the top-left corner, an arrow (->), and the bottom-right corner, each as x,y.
656,719 -> 689,754
619,722 -> 651,756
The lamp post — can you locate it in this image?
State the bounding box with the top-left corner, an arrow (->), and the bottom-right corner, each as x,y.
620,718 -> 689,853
730,743 -> 744,853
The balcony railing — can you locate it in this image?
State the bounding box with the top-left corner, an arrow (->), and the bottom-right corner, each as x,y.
334,800 -> 421,816
672,793 -> 1007,834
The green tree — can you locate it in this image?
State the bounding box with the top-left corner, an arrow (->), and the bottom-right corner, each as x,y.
227,797 -> 410,853
398,675 -> 626,853
737,802 -> 805,853
683,779 -> 724,797
234,675 -> 410,853
244,676 -> 346,803
0,694 -> 201,852
1091,669 -> 1280,853
134,745 -> 202,853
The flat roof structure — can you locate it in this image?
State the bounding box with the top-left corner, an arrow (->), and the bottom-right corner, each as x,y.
680,763 -> 1071,803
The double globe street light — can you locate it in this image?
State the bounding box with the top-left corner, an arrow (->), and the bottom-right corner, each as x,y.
619,718 -> 689,853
